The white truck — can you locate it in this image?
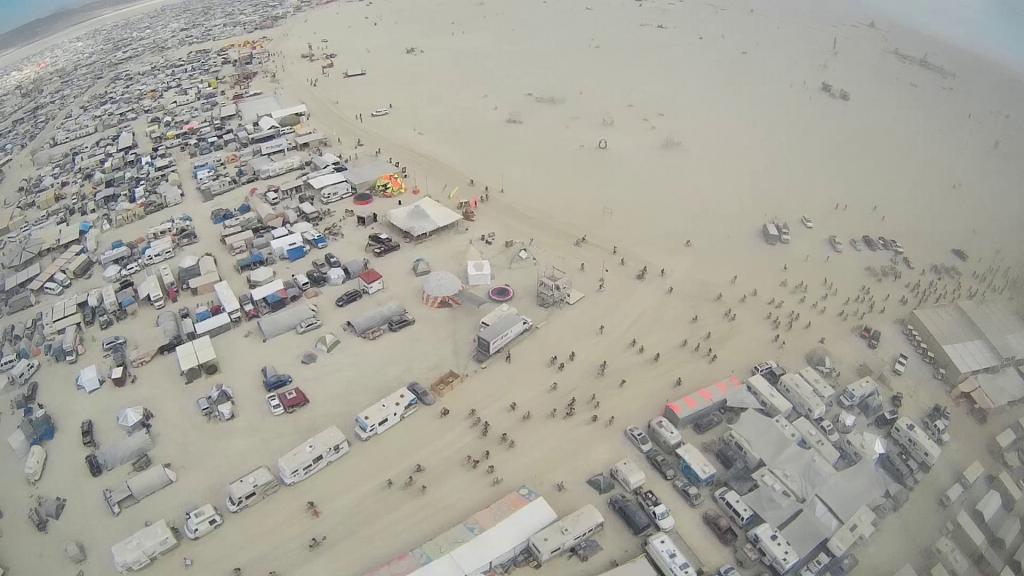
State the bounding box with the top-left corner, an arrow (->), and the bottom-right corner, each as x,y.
474,314 -> 532,361
637,489 -> 675,531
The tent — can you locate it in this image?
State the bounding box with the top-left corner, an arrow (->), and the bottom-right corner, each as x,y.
117,406 -> 149,432
422,271 -> 463,308
315,333 -> 341,353
387,198 -> 462,238
76,365 -> 101,393
467,260 -> 492,286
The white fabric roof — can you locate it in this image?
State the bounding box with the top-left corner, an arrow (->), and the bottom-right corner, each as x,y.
388,198 -> 462,237
422,271 -> 463,297
77,365 -> 101,393
307,172 -> 347,190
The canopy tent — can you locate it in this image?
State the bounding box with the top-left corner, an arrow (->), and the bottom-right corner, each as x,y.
387,198 -> 462,238
315,333 -> 341,353
422,271 -> 463,308
117,406 -> 150,432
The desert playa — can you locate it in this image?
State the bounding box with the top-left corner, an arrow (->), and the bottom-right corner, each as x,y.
0,0 -> 1023,576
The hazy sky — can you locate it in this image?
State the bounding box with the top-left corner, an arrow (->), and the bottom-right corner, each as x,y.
0,0 -> 88,34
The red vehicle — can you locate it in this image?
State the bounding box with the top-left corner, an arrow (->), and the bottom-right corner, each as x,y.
277,387 -> 309,413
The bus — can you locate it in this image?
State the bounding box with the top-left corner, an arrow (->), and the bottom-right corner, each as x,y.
277,426 -> 350,485
528,504 -> 604,564
225,466 -> 279,513
354,387 -> 418,440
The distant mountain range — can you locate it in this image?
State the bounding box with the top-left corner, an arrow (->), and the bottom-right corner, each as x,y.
0,0 -> 146,54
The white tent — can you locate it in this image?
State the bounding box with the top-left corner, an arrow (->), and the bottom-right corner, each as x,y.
117,406 -> 147,431
76,365 -> 101,393
388,198 -> 462,238
467,260 -> 491,286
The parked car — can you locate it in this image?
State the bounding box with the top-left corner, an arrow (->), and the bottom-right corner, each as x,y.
716,565 -> 740,576
815,418 -> 839,442
625,425 -> 654,454
266,392 -> 285,415
306,270 -> 327,287
335,289 -> 363,307
671,478 -> 703,507
406,381 -> 435,405
608,494 -> 654,536
849,237 -> 862,251
952,248 -> 968,262
863,235 -> 879,250
388,314 -> 415,332
702,510 -> 738,545
102,335 -> 126,351
800,215 -> 815,228
646,451 -> 677,480
261,366 -> 293,392
122,261 -> 142,276
877,236 -> 891,250
85,453 -> 102,477
295,317 -> 322,334
751,360 -> 779,376
874,409 -> 899,429
312,259 -> 329,274
278,387 -> 310,412
829,235 -> 843,253
324,252 -> 342,269
893,353 -> 909,375
81,419 -> 96,448
693,412 -> 723,434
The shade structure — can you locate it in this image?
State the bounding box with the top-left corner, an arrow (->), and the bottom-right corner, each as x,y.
422,271 -> 463,308
117,406 -> 147,431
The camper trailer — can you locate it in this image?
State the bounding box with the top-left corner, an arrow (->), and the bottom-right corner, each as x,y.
143,238 -> 175,266
744,375 -> 793,418
277,426 -> 351,485
648,416 -> 683,452
775,373 -> 826,420
891,416 -> 941,467
225,466 -> 280,512
528,504 -> 604,564
111,519 -> 179,573
747,523 -> 798,574
354,387 -> 418,440
644,533 -> 698,576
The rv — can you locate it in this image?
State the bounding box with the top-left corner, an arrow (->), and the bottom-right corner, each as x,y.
100,245 -> 132,266
69,254 -> 95,278
277,426 -> 351,485
644,533 -> 697,576
675,444 -> 717,487
610,458 -> 647,491
183,504 -> 224,540
838,376 -> 879,408
62,325 -> 80,363
648,416 -> 683,452
7,358 -> 40,387
225,466 -> 280,512
775,373 -> 826,420
890,416 -> 941,467
744,375 -> 793,418
143,237 -> 175,266
528,504 -> 604,564
213,281 -> 241,322
747,523 -> 798,574
796,367 -> 835,402
355,387 -> 419,440
111,519 -> 179,573
475,314 -> 533,361
762,222 -> 780,245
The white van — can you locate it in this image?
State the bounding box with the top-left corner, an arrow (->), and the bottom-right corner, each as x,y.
0,354 -> 18,372
52,271 -> 72,288
648,416 -> 683,452
42,282 -> 64,296
292,273 -> 311,291
610,458 -> 646,491
714,487 -> 755,528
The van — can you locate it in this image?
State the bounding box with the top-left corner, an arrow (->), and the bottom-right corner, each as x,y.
225,466 -> 281,512
292,273 -> 311,291
714,487 -> 754,528
0,354 -> 18,372
43,282 -> 64,296
648,417 -> 683,452
610,458 -> 647,492
52,272 -> 72,288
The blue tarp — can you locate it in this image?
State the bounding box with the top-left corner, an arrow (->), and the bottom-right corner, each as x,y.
237,203 -> 251,214
286,246 -> 306,262
195,310 -> 212,322
111,240 -> 125,249
79,222 -> 93,233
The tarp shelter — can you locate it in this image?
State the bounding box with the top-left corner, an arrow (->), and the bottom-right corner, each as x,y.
467,260 -> 491,286
422,271 -> 463,308
315,333 -> 340,353
96,431 -> 154,471
76,365 -> 101,393
347,302 -> 406,336
387,198 -> 462,238
256,303 -> 317,341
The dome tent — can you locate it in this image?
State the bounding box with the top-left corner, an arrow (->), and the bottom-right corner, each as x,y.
421,271 -> 463,308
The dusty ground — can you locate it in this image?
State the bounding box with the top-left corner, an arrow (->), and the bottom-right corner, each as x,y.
0,0 -> 1023,575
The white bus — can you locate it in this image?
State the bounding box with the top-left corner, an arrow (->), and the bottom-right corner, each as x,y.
354,387 -> 418,440
644,533 -> 697,576
277,426 -> 350,485
528,504 -> 604,564
891,416 -> 941,467
226,466 -> 280,512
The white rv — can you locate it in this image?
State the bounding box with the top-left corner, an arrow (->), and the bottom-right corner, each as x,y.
747,523 -> 798,574
277,426 -> 350,485
839,376 -> 879,408
143,237 -> 175,266
528,504 -> 604,564
644,533 -> 697,576
111,519 -> 179,573
225,466 -> 280,512
775,373 -> 826,420
354,387 -> 419,440
744,374 -> 793,418
610,458 -> 647,491
891,416 -> 941,467
648,416 -> 683,452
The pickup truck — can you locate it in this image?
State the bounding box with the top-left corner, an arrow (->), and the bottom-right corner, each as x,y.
893,353 -> 909,375
636,489 -> 675,531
